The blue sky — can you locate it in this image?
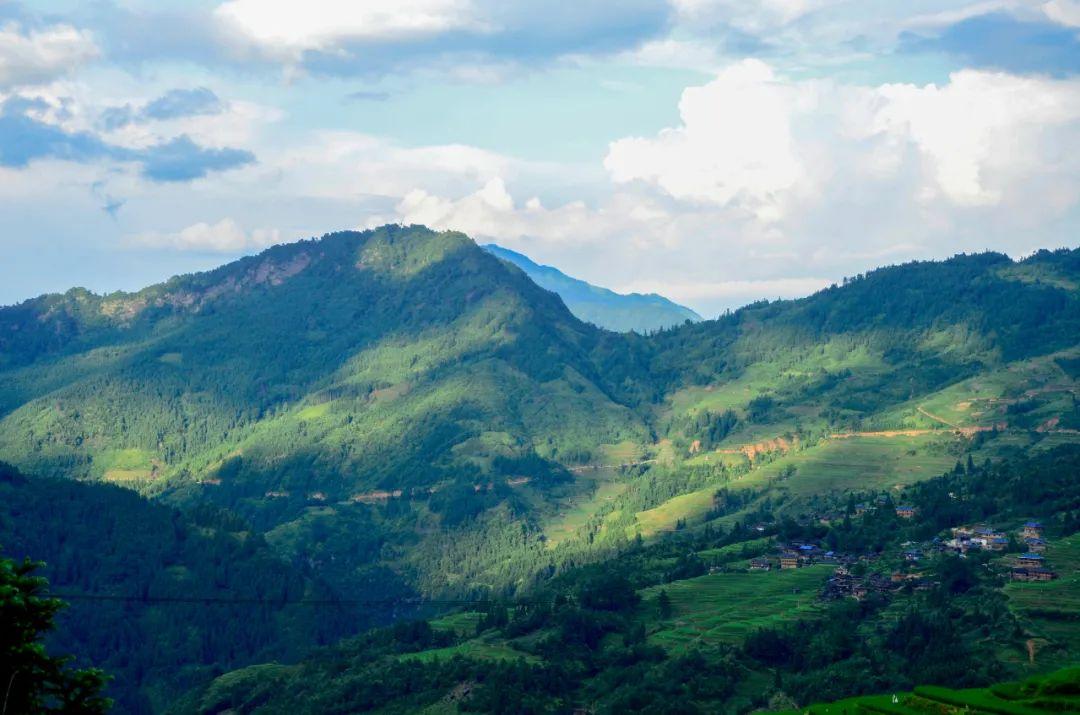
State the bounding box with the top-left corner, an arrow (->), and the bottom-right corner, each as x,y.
1,1 -> 1079,315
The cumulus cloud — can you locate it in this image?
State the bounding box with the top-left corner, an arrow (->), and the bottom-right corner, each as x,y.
130,218 -> 282,252
605,61 -> 1080,212
0,22 -> 98,89
389,177 -> 628,245
863,70 -> 1080,205
605,60 -> 807,222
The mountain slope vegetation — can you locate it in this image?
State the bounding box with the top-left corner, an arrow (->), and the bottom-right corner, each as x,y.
0,461 -> 370,714
1,226 -> 1079,712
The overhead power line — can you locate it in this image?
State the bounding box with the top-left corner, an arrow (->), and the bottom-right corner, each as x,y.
48,592 -> 508,608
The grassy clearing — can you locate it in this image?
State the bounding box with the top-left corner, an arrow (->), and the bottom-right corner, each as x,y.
641,565 -> 831,652
296,402 -> 331,421
633,488 -> 718,538
429,611 -> 482,637
397,636 -> 539,664
97,447 -> 157,482
593,440 -> 646,465
544,472 -> 628,546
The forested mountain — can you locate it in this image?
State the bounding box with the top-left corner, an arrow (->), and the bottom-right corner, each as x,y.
2,226 -> 1079,712
483,244 -> 701,332
0,462 -> 367,714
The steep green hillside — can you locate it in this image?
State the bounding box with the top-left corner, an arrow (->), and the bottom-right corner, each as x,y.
0,226 -> 648,487
2,230 -> 1080,712
483,243 -> 701,332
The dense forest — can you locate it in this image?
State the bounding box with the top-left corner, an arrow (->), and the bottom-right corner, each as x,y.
1,225 -> 1079,711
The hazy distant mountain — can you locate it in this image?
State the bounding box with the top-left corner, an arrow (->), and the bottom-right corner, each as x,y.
483,244 -> 701,332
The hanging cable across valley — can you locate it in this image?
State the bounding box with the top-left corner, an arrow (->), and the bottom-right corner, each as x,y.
47,592 -> 532,607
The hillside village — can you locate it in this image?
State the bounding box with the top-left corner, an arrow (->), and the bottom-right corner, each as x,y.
738,498 -> 1060,603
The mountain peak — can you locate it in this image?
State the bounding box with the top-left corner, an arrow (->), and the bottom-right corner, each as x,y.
483,243 -> 701,332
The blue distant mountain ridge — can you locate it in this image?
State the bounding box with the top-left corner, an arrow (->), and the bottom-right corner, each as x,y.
482,244 -> 702,332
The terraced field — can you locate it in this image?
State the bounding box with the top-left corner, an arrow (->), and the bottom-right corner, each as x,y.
1006,533 -> 1080,667
641,565 -> 831,652
632,433 -> 961,534
774,666 -> 1080,714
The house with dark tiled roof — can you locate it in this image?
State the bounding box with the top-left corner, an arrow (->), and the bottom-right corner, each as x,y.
1017,553 -> 1045,567
1011,566 -> 1056,582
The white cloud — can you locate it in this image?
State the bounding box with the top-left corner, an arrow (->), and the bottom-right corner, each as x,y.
670,0 -> 840,31
0,22 -> 98,89
901,2 -> 1027,32
215,0 -> 484,54
385,175 -> 723,252
129,218 -> 282,252
1043,0 -> 1080,26
864,70 -> 1080,206
605,59 -> 809,222
605,61 -> 1080,212
617,38 -> 726,73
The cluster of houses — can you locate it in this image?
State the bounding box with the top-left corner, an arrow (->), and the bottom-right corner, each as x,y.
929,520 -> 1056,581
944,525 -> 1010,553
1010,521 -> 1057,582
747,542 -> 850,572
746,513 -> 1058,595
821,566 -> 927,600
